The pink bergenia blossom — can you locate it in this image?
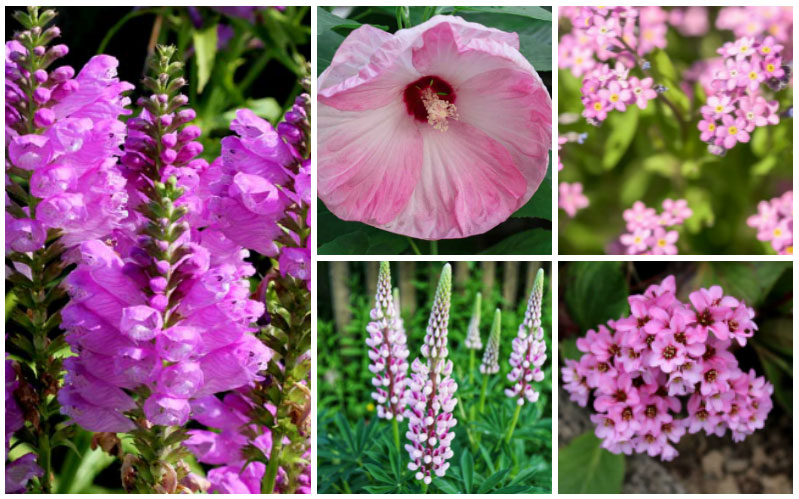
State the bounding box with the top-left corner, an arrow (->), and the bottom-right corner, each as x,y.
559,182 -> 589,218
562,275 -> 773,461
318,16 -> 551,240
747,191 -> 793,254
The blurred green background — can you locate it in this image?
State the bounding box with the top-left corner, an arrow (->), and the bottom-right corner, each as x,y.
317,6 -> 553,255
557,7 -> 793,255
317,261 -> 552,493
558,261 -> 793,493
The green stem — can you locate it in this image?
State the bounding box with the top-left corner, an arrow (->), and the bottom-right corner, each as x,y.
478,375 -> 489,415
469,349 -> 475,385
421,482 -> 428,494
407,237 -> 422,255
504,403 -> 522,445
430,240 -> 438,255
261,429 -> 284,493
391,417 -> 401,456
38,431 -> 51,493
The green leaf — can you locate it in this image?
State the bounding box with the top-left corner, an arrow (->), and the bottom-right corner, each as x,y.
563,262 -> 629,332
481,229 -> 551,255
559,431 -> 625,494
478,468 -> 510,493
700,262 -> 791,306
458,12 -> 551,71
317,8 -> 353,75
460,449 -> 475,493
363,485 -> 396,493
435,478 -> 461,494
512,157 -> 552,220
602,107 -> 639,169
192,24 -> 218,94
453,6 -> 552,21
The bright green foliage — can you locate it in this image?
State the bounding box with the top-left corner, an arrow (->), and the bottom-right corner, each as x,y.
318,262 -> 553,493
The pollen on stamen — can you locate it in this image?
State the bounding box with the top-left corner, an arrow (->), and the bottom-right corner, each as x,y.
421,88 -> 459,132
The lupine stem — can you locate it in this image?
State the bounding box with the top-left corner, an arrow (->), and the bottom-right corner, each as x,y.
478,375 -> 489,414
391,418 -> 401,455
504,404 -> 522,445
469,349 -> 476,384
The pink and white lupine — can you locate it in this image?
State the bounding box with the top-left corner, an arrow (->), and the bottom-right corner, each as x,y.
480,308 -> 502,375
406,264 -> 457,485
505,268 -> 547,405
366,262 -> 409,421
464,292 -> 482,350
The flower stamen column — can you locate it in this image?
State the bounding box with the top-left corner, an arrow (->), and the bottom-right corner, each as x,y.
406,264 -> 457,492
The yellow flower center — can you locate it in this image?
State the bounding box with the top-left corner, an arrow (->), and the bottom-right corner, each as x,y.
761,46 -> 771,54
634,236 -> 643,244
728,126 -> 738,135
773,228 -> 783,237
575,57 -> 584,65
594,102 -> 603,111
421,88 -> 458,132
748,71 -> 758,80
766,63 -> 775,72
657,238 -> 667,247
708,123 -> 716,131
610,94 -> 619,102
786,245 -> 793,255
715,105 -> 724,112
740,45 -> 749,53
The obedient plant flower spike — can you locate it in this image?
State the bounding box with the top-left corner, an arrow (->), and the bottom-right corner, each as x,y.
6,7 -> 131,492
406,263 -> 457,491
504,268 -> 547,444
478,308 -> 502,414
366,262 -> 410,453
464,291 -> 482,383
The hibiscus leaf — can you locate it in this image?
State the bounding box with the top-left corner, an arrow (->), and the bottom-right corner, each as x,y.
559,431 -> 625,493
453,6 -> 552,22
512,156 -> 552,220
458,12 -> 551,71
480,228 -> 551,255
317,8 -> 352,75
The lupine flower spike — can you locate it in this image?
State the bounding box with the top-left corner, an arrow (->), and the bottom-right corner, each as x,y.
464,292 -> 482,383
478,309 -> 502,414
406,264 -> 458,489
366,263 -> 410,454
504,268 -> 547,444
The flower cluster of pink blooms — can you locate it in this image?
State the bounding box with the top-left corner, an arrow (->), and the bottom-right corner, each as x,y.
366,262 -> 410,421
697,36 -> 787,155
505,269 -> 547,405
406,265 -> 458,485
716,7 -> 793,48
5,35 -> 132,253
619,199 -> 692,255
747,190 -> 793,255
557,133 -> 590,219
562,275 -> 774,461
559,7 -> 666,124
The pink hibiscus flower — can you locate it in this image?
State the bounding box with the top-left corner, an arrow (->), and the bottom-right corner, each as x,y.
317,16 -> 551,239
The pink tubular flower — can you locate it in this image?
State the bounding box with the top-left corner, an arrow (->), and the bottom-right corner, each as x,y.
562,275 -> 772,461
318,16 -> 551,239
558,182 -> 589,218
366,262 -> 409,421
505,269 -> 547,405
406,264 -> 457,484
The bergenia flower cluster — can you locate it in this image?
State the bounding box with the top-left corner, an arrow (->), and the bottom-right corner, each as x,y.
366,262 -> 410,421
619,199 -> 692,255
562,275 -> 774,460
559,7 -> 666,125
406,264 -> 458,485
747,191 -> 793,255
505,268 -> 547,405
697,36 -> 788,155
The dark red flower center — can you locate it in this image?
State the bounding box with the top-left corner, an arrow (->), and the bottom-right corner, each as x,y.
403,75 -> 456,124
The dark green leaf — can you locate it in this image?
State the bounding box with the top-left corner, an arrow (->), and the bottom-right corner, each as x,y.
564,262 -> 629,332
602,107 -> 639,169
478,468 -> 510,493
559,431 -> 625,494
192,24 -> 218,93
460,449 -> 475,493
480,229 -> 551,255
